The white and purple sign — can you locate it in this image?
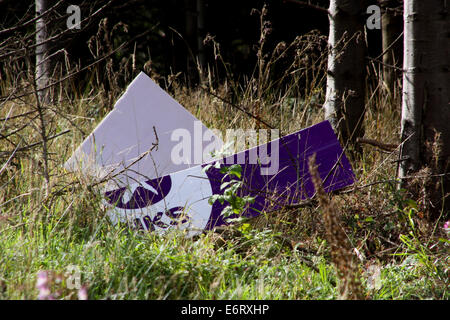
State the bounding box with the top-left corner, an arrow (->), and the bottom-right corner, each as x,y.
65,72 -> 355,237
104,121 -> 355,237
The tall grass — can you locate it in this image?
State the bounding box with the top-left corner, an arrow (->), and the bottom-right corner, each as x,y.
0,8 -> 448,300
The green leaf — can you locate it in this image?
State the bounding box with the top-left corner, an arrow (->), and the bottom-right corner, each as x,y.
222,206 -> 234,218
220,166 -> 229,174
228,164 -> 242,179
406,199 -> 418,210
208,194 -> 224,205
220,181 -> 233,190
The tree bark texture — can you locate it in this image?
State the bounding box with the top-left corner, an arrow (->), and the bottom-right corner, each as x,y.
35,0 -> 50,104
324,0 -> 368,144
400,0 -> 450,215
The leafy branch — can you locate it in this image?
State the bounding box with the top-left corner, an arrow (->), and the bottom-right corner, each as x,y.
204,164 -> 255,219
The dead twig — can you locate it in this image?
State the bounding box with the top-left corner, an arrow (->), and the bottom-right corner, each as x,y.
0,28 -> 155,103
356,137 -> 398,152
200,86 -> 275,130
308,153 -> 364,300
0,110 -> 37,122
87,126 -> 159,189
0,130 -> 70,158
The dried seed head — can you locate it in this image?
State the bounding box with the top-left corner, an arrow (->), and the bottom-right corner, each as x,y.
308,154 -> 364,300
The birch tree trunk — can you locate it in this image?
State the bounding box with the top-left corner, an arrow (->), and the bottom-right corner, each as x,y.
35,0 -> 50,104
400,0 -> 450,215
324,0 -> 368,144
35,0 -> 51,190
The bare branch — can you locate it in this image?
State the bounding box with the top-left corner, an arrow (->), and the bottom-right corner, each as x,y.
0,130 -> 70,158
0,0 -> 64,36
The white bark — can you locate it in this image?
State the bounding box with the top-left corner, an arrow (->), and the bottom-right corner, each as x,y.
35,0 -> 50,104
399,0 -> 450,212
399,0 -> 450,178
35,0 -> 51,189
324,0 -> 367,143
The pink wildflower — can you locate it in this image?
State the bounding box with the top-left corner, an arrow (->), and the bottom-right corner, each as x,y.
36,271 -> 48,289
36,271 -> 53,300
78,286 -> 88,300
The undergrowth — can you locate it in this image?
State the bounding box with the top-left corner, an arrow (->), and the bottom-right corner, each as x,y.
0,7 -> 448,300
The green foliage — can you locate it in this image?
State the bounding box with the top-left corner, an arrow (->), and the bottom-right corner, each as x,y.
0,207 -> 338,299
206,164 -> 255,218
393,201 -> 449,290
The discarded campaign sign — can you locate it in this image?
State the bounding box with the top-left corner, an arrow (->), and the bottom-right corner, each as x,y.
104,121 -> 354,237
65,72 -> 355,237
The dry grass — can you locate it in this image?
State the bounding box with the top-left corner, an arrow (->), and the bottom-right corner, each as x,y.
0,7 -> 448,300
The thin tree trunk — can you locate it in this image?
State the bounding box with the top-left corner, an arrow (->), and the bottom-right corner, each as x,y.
35,0 -> 51,190
399,0 -> 450,215
324,0 -> 368,145
196,0 -> 205,70
380,0 -> 403,97
36,0 -> 50,104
